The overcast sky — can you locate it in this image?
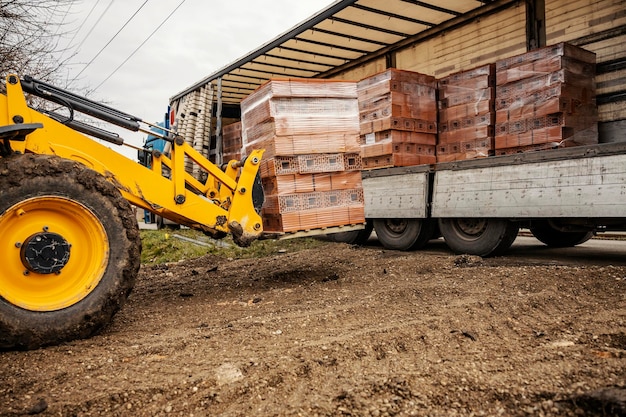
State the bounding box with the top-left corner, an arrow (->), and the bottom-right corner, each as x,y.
55,0 -> 332,154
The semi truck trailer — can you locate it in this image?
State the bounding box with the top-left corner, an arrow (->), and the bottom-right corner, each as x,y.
169,0 -> 625,257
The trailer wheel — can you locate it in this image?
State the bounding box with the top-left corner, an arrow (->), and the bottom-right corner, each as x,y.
438,218 -> 519,257
530,222 -> 594,247
373,218 -> 435,251
327,220 -> 373,245
0,155 -> 141,350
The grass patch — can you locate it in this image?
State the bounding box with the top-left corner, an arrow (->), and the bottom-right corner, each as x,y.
140,228 -> 327,265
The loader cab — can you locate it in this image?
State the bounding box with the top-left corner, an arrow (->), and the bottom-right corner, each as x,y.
138,122 -> 178,229
138,122 -> 168,167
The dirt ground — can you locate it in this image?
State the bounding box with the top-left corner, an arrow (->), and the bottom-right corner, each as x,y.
1,238 -> 625,417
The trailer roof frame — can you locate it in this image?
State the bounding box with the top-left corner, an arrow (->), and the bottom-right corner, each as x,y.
170,0 -> 514,104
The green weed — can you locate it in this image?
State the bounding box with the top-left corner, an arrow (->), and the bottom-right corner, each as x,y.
139,228 -> 326,265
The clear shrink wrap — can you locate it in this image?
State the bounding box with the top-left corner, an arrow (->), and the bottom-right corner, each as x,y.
357,68 -> 438,169
494,42 -> 598,153
241,79 -> 359,157
436,64 -> 495,162
240,78 -> 365,233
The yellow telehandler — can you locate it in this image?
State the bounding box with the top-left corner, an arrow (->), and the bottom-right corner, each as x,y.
0,74 -> 264,350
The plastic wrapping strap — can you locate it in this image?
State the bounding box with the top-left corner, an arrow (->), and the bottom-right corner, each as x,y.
267,78 -> 357,99
439,64 -> 494,85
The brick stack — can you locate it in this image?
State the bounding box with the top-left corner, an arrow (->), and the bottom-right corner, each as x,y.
222,121 -> 242,162
494,42 -> 598,155
437,64 -> 495,162
357,69 -> 438,169
240,78 -> 364,233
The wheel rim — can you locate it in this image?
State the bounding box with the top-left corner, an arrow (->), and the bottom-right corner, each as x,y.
452,219 -> 487,239
0,196 -> 109,311
384,219 -> 408,235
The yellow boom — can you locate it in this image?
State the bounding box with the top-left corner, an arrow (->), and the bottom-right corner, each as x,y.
0,74 -> 264,349
1,75 -> 264,244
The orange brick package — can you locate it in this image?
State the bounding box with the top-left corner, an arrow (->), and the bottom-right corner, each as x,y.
240,79 -> 365,233
241,78 -> 360,156
494,43 -> 598,154
437,64 -> 495,162
222,121 -> 242,162
357,68 -> 438,169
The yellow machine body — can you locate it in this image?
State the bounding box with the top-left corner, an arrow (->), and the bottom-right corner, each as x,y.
0,75 -> 264,245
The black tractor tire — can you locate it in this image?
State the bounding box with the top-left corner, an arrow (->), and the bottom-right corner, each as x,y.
530,221 -> 594,247
0,154 -> 141,350
327,220 -> 374,245
373,218 -> 435,251
438,218 -> 519,257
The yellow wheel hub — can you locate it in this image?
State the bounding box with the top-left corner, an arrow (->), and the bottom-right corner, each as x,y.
0,196 -> 109,311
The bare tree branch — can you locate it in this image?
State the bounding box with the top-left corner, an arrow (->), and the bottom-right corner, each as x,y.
1,0 -> 76,89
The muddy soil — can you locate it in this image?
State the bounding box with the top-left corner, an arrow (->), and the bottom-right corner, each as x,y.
1,239 -> 625,416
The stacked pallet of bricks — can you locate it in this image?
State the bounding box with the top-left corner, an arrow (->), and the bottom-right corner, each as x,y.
222,121 -> 242,162
494,42 -> 598,155
357,69 -> 438,169
240,78 -> 364,233
437,64 -> 495,162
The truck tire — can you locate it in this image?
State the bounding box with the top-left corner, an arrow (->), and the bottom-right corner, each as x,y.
0,154 -> 141,350
373,218 -> 435,251
439,218 -> 519,257
530,222 -> 594,247
327,220 -> 373,245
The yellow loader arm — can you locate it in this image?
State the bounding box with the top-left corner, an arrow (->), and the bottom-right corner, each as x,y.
0,74 -> 264,350
0,74 -> 264,246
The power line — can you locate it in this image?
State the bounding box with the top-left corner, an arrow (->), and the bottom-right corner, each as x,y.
52,1 -> 71,36
93,0 -> 187,91
69,0 -> 150,85
63,0 -> 102,51
74,0 -> 116,52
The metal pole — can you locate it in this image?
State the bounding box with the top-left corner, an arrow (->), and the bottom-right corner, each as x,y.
215,77 -> 224,166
